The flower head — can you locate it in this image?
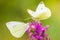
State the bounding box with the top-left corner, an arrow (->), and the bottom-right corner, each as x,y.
26,20 -> 50,40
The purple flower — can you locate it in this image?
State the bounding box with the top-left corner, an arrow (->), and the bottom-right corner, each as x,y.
26,20 -> 50,40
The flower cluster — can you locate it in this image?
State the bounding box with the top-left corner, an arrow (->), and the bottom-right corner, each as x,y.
26,20 -> 50,40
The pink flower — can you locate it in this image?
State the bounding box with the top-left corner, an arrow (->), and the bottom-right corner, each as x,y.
26,20 -> 50,40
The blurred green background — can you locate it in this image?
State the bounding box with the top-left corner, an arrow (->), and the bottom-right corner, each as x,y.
0,0 -> 60,40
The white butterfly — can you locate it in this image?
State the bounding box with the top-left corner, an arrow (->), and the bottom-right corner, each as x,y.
6,1 -> 51,38
6,21 -> 29,38
27,1 -> 51,20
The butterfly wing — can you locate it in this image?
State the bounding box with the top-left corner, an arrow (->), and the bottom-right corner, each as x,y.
35,1 -> 51,20
36,1 -> 45,12
27,9 -> 35,17
6,21 -> 29,38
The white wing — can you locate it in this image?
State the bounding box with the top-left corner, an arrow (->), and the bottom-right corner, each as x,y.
6,21 -> 29,38
35,1 -> 51,20
36,1 -> 45,12
27,9 -> 35,17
